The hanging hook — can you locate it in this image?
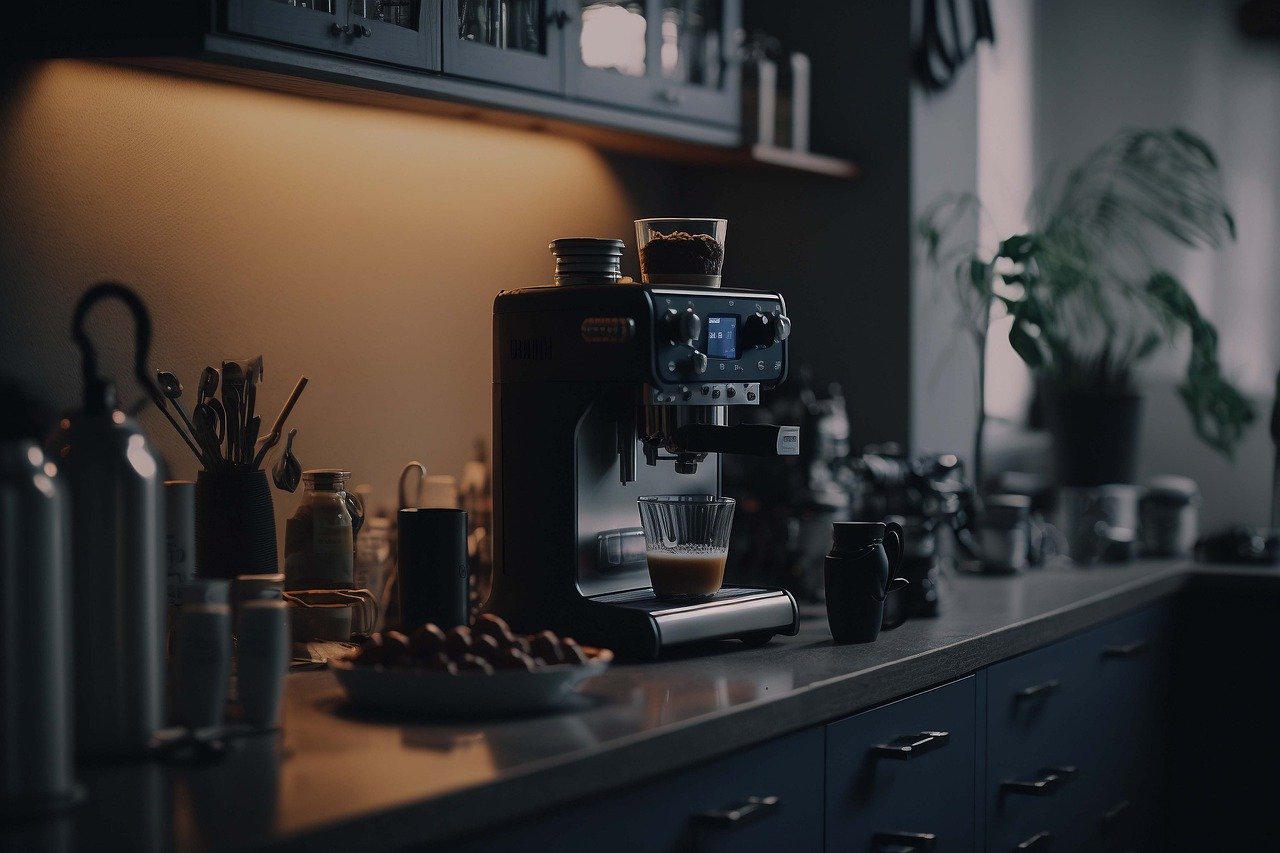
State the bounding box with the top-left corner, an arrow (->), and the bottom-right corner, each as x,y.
71,281 -> 159,414
398,460 -> 427,511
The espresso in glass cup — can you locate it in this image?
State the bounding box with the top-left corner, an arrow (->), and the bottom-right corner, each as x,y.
637,495 -> 736,599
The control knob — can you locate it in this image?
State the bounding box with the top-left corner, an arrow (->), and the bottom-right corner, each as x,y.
742,312 -> 791,349
663,307 -> 701,347
684,349 -> 709,376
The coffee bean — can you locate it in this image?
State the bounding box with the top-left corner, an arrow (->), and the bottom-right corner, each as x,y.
409,623 -> 448,658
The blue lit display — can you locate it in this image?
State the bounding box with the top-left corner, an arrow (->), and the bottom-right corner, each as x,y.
706,315 -> 738,359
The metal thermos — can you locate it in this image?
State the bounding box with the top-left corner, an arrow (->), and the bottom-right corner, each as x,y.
50,283 -> 167,757
0,432 -> 80,818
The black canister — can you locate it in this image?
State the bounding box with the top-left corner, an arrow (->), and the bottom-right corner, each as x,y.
398,508 -> 469,630
195,468 -> 277,580
824,520 -> 907,644
549,237 -> 625,286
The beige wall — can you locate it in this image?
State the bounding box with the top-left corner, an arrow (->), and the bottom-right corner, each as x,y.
0,60 -> 665,534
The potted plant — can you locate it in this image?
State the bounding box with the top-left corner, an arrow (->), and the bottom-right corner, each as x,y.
920,127 -> 1255,488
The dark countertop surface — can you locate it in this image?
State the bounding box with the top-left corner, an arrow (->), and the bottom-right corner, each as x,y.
13,561 -> 1279,852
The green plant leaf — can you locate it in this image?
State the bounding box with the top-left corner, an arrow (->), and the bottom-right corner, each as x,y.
969,259 -> 992,294
997,234 -> 1037,261
1008,322 -> 1044,368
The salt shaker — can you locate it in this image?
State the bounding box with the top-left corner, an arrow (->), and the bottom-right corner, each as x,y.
237,599 -> 289,728
174,580 -> 231,729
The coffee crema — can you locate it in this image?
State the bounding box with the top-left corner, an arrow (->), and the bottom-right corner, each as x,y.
645,550 -> 727,598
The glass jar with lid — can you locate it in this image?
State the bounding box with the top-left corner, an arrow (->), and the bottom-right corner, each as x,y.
284,469 -> 364,589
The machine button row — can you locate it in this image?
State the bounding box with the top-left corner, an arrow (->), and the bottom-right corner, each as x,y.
651,383 -> 761,405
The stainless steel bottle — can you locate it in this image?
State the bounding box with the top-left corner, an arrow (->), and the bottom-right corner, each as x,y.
0,433 -> 80,817
50,283 -> 166,757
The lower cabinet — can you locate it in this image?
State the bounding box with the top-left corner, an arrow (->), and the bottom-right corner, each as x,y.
453,728 -> 825,853
825,677 -> 977,852
454,603 -> 1173,853
985,603 -> 1172,852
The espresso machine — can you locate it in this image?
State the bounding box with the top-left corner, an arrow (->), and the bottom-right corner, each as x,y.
487,239 -> 801,658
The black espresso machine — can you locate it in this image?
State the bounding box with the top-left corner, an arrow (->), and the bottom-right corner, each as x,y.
486,241 -> 802,658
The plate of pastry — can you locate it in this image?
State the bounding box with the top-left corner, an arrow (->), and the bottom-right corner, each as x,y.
330,614 -> 613,717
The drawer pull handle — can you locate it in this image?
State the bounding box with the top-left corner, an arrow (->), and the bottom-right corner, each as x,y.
694,795 -> 778,826
1015,679 -> 1059,700
1102,798 -> 1131,828
1016,831 -> 1053,851
872,731 -> 950,760
1002,766 -> 1077,796
873,831 -> 937,852
1102,639 -> 1149,659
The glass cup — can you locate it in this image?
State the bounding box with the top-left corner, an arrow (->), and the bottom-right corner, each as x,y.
637,495 -> 736,599
634,218 -> 728,287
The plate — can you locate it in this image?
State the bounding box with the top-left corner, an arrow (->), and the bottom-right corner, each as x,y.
329,651 -> 613,718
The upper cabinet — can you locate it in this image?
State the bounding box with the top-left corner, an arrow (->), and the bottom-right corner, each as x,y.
226,0 -> 441,70
442,0 -> 565,94
567,0 -> 739,126
20,2 -> 855,173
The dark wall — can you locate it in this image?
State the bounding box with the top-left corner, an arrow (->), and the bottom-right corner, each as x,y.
678,1 -> 914,448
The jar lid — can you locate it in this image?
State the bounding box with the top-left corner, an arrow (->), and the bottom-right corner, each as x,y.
304,469 -> 351,489
1142,475 -> 1199,503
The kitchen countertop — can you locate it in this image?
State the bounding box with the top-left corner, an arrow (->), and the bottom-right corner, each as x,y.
16,560 -> 1280,852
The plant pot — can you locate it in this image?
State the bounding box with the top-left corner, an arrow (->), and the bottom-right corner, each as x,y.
1042,390 -> 1142,487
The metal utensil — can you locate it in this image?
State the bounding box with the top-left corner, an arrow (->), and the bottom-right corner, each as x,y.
245,416 -> 261,466
223,384 -> 242,467
272,429 -> 301,493
156,370 -> 203,462
192,403 -> 223,467
253,376 -> 309,469
197,366 -> 219,407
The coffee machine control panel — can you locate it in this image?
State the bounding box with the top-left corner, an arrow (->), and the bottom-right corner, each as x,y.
649,289 -> 789,396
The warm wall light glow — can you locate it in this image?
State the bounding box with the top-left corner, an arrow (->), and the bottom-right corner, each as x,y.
581,3 -> 647,76
0,60 -> 651,548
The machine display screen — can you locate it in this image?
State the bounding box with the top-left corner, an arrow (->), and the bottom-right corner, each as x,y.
706,315 -> 738,359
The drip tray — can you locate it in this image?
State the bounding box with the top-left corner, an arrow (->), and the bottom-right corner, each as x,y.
590,586 -> 798,646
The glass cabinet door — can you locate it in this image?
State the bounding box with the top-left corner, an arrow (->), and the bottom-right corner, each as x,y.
224,1 -> 439,70
226,0 -> 346,55
442,1 -> 565,94
566,1 -> 652,109
345,1 -> 441,69
654,0 -> 738,124
567,0 -> 738,125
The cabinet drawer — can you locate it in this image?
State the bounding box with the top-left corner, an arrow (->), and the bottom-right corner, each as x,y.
1075,603 -> 1173,850
985,603 -> 1172,851
453,728 -> 825,853
825,677 -> 977,853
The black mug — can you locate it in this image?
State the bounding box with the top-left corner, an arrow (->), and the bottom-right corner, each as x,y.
824,521 -> 908,644
397,508 -> 469,630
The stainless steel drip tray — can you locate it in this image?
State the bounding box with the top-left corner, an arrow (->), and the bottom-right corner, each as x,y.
589,586 -> 799,647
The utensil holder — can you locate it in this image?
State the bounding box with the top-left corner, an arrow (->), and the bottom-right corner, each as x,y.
195,468 -> 277,580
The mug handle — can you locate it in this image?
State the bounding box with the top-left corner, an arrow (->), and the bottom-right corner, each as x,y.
883,520 -> 905,575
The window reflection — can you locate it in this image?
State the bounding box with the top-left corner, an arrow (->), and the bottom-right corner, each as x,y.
660,0 -> 722,87
459,0 -> 545,53
580,2 -> 647,77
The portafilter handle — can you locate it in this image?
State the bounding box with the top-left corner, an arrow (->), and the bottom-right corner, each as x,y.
673,423 -> 800,457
